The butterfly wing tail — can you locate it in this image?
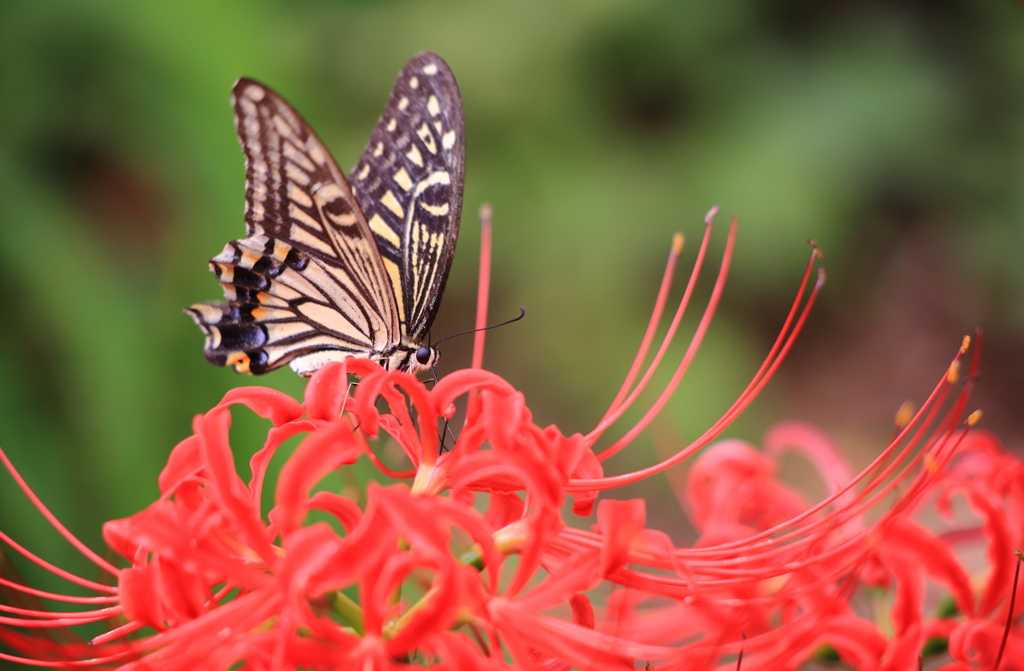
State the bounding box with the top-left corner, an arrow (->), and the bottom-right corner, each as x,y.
185,236 -> 301,375
188,236 -> 389,375
185,302 -> 270,374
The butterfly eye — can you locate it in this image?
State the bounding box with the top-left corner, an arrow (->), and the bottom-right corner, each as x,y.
416,347 -> 434,366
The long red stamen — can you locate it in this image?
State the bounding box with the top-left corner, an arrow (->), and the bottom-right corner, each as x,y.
579,220 -> 825,486
0,606 -> 122,626
589,208 -> 716,446
587,211 -> 721,453
0,648 -> 138,668
993,548 -> 1023,670
671,354 -> 970,575
472,203 -> 494,370
556,338 -> 977,598
89,620 -> 145,646
0,578 -> 118,605
0,448 -> 120,579
598,228 -> 688,424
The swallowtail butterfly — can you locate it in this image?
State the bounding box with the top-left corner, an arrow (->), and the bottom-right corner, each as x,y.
187,52 -> 464,376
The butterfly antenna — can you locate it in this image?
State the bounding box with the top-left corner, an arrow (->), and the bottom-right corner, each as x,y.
429,308 -> 525,453
432,307 -> 526,348
425,365 -> 459,452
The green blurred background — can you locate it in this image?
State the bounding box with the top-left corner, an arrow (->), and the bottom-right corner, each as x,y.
1,0 -> 1023,644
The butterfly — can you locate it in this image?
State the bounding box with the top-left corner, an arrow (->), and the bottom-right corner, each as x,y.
186,52 -> 464,376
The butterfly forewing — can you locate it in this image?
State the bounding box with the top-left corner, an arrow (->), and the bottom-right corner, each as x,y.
350,53 -> 465,344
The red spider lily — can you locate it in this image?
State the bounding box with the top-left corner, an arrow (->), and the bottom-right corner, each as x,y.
665,423 -> 1024,670
1,208 -> 1017,670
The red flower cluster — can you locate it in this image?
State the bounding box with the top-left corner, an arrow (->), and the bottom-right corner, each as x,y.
678,424 -> 1024,669
1,212 -> 1021,669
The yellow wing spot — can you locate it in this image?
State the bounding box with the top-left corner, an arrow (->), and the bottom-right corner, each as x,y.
373,141 -> 384,157
235,95 -> 252,114
423,63 -> 439,75
227,352 -> 252,374
442,130 -> 456,150
273,114 -> 296,137
393,167 -> 413,191
406,144 -> 424,167
265,321 -> 316,341
287,183 -> 313,208
356,163 -> 370,180
256,290 -> 288,308
239,115 -> 259,141
215,263 -> 235,283
266,277 -> 300,302
382,257 -> 405,320
398,96 -> 409,111
242,86 -> 265,102
208,325 -> 222,348
380,190 -> 405,218
289,204 -> 322,231
190,304 -> 223,323
251,306 -> 268,320
285,163 -> 311,186
417,123 -> 437,154
333,211 -> 358,226
239,248 -> 261,269
427,95 -> 440,117
414,170 -> 452,196
409,76 -> 419,89
283,141 -> 315,172
369,213 -> 401,249
316,182 -> 348,205
386,118 -> 397,132
419,202 -> 450,217
289,223 -> 334,256
306,139 -> 326,165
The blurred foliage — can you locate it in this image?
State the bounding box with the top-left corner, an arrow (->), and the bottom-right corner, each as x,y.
1,0 -> 1023,645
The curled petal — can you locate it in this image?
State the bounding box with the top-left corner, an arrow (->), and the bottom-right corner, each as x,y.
595,499 -> 647,575
217,386 -> 303,426
271,421 -> 363,537
947,618 -> 1024,669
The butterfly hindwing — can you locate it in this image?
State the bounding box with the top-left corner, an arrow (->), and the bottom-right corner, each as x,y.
350,52 -> 465,344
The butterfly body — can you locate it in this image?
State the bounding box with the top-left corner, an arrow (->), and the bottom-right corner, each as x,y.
187,53 -> 464,376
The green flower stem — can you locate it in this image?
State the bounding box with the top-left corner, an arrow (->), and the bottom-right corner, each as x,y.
330,590 -> 364,635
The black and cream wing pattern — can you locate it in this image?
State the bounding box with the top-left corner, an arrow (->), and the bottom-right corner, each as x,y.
186,52 -> 464,376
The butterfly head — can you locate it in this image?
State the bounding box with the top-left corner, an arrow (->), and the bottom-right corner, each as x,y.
387,344 -> 440,374
416,345 -> 438,368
